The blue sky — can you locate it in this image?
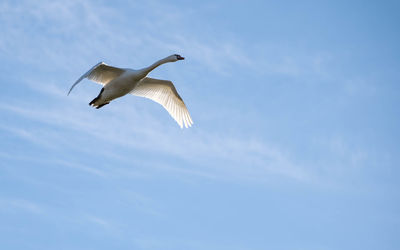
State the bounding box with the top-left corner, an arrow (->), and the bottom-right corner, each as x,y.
0,0 -> 399,249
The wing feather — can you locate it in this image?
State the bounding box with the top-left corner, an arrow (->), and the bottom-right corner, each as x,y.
130,77 -> 193,128
68,62 -> 125,95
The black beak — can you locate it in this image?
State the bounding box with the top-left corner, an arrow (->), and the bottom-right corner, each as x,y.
177,55 -> 185,60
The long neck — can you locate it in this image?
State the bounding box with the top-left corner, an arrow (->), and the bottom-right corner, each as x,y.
141,56 -> 173,75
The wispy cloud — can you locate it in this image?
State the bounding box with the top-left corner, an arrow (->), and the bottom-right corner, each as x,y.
0,198 -> 43,214
0,87 -> 310,183
0,0 -> 251,77
0,0 -> 367,185
85,214 -> 113,228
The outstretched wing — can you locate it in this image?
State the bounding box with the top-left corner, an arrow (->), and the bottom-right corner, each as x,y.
68,62 -> 125,95
130,77 -> 193,128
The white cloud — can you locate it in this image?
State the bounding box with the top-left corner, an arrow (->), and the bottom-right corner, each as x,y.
0,86 -> 310,183
0,0 -> 251,77
85,214 -> 112,227
0,0 -> 363,185
0,198 -> 43,214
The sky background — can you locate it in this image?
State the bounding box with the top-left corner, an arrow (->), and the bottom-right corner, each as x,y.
0,0 -> 399,249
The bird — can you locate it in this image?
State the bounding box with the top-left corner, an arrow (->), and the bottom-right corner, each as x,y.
68,54 -> 193,128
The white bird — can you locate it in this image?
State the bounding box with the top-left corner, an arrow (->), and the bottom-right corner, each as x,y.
68,54 -> 193,128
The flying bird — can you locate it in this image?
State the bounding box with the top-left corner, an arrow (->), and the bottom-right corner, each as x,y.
68,54 -> 193,128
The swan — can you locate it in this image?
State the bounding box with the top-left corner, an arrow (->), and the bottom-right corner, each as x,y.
68,54 -> 193,128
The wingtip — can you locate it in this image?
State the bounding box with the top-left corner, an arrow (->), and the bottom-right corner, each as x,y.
181,121 -> 193,129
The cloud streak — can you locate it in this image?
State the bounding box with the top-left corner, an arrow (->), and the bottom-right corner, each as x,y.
0,0 -> 372,186
0,198 -> 43,214
0,90 -> 309,183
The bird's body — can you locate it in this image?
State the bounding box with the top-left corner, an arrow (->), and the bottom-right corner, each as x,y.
68,54 -> 193,128
92,69 -> 144,106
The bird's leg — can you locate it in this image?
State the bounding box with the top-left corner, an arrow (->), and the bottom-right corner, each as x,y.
95,102 -> 110,109
89,88 -> 104,106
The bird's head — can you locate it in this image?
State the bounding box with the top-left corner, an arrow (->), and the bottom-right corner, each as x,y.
171,54 -> 185,61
